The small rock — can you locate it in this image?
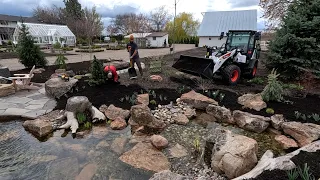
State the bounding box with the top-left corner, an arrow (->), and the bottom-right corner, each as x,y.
76,130 -> 91,138
149,170 -> 187,180
22,119 -> 53,138
169,143 -> 188,158
99,104 -> 108,113
184,107 -> 196,119
150,75 -> 163,82
275,135 -> 299,149
136,94 -> 149,105
105,104 -> 130,120
151,135 -> 168,150
271,114 -> 285,130
110,117 -> 127,130
173,114 -> 189,125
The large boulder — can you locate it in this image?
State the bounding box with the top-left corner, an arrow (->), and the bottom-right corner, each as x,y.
206,104 -> 234,124
104,104 -> 130,120
119,142 -> 170,172
237,93 -> 267,111
233,110 -> 270,133
45,77 -> 78,98
205,128 -> 258,179
149,170 -> 187,180
180,90 -> 218,110
65,96 -> 92,112
281,122 -> 320,147
23,119 -> 53,138
233,141 -> 320,180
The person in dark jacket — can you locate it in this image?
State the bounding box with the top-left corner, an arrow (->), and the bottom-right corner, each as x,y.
127,35 -> 143,77
104,65 -> 119,83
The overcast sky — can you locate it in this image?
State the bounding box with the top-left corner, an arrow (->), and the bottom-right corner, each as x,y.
0,0 -> 266,30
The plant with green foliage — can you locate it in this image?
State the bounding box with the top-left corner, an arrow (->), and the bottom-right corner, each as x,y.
84,121 -> 92,129
248,77 -> 265,85
76,112 -> 86,124
295,111 -> 301,119
193,136 -> 201,153
150,100 -> 157,105
287,169 -> 299,180
53,41 -> 61,49
265,0 -> 320,80
88,55 -> 106,86
282,83 -> 304,90
301,114 -> 307,121
312,113 -> 320,122
16,22 -> 47,68
297,163 -> 315,180
55,53 -> 68,69
219,93 -> 225,102
266,108 -> 275,114
261,69 -> 284,102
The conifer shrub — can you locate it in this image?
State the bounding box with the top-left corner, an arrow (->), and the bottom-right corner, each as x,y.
261,69 -> 284,102
88,55 -> 106,86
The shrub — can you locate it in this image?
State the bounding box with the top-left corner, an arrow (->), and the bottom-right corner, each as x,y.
55,53 -> 68,69
261,69 -> 284,102
7,40 -> 12,46
53,41 -> 61,49
88,55 -> 106,86
16,23 -> 47,68
266,108 -> 275,114
248,77 -> 265,85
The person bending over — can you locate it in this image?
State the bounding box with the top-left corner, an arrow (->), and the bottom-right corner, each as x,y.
104,65 -> 119,84
127,35 -> 143,76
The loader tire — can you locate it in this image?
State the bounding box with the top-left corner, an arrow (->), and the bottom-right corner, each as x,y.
246,62 -> 258,79
222,65 -> 241,85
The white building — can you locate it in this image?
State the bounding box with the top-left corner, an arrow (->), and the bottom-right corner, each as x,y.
146,32 -> 169,48
13,22 -> 76,46
197,10 -> 257,47
124,33 -> 152,48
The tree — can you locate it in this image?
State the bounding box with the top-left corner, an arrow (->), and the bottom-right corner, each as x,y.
109,13 -> 152,34
265,0 -> 320,80
16,22 -> 48,68
88,55 -> 106,86
33,5 -> 65,24
165,12 -> 200,44
150,5 -> 172,32
259,0 -> 293,28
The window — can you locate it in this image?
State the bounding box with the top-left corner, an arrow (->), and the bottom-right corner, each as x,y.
50,36 -> 53,41
0,21 -> 8,25
209,37 -> 211,40
153,37 -> 156,40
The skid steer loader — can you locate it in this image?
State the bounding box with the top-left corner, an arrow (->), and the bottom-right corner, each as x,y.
172,30 -> 261,85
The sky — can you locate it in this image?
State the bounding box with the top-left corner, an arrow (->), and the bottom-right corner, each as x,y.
0,0 -> 266,31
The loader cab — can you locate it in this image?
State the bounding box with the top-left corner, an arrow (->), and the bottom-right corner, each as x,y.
224,30 -> 260,60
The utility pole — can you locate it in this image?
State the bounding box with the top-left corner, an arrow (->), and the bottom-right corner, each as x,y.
172,0 -> 177,59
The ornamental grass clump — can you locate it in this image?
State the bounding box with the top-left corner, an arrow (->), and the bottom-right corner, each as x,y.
261,69 -> 284,102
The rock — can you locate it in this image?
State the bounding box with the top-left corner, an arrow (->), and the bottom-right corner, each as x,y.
206,105 -> 234,124
130,104 -> 155,126
275,135 -> 298,149
194,113 -> 216,126
0,66 -> 10,78
173,113 -> 189,125
180,90 -> 218,110
33,68 -> 45,74
23,119 -> 53,138
47,157 -> 79,180
111,137 -> 128,155
233,110 -> 270,133
184,107 -> 196,119
92,126 -> 109,138
233,140 -> 320,180
110,117 -> 127,130
119,142 -> 170,172
105,104 -> 130,120
145,118 -> 166,132
103,60 -> 130,69
0,84 -> 15,97
281,122 -> 320,147
151,135 -> 168,150
0,130 -> 18,141
267,128 -> 282,135
149,170 -> 187,180
65,96 -> 92,112
169,144 -> 188,158
76,130 -> 91,138
99,104 -> 108,112
237,93 -> 267,111
66,70 -> 75,77
75,163 -> 98,180
129,134 -> 151,144
271,114 -> 285,130
136,94 -> 149,105
55,69 -> 66,73
45,77 -> 78,98
206,128 -> 258,179
150,75 -> 163,82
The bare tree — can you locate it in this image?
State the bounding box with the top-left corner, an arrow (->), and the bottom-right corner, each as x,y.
259,0 -> 293,29
33,5 -> 65,24
150,5 -> 172,32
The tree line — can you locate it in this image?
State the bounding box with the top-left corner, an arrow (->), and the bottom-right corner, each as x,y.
33,1 -> 200,45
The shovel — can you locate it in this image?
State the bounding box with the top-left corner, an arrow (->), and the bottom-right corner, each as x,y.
128,58 -> 137,79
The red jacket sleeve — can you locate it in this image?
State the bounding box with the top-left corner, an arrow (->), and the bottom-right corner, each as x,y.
110,66 -> 118,82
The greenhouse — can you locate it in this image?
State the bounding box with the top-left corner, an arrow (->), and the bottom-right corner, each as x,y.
13,22 -> 76,46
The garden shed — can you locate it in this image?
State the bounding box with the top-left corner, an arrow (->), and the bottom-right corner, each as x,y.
146,32 -> 169,48
12,22 -> 76,46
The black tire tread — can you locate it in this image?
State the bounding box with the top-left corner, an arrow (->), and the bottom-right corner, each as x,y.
221,64 -> 241,85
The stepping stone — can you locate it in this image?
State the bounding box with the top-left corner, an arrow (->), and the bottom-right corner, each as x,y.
0,102 -> 11,110
22,109 -> 47,119
6,97 -> 32,104
27,99 -> 50,105
25,104 -> 45,110
3,108 -> 30,116
43,100 -> 57,110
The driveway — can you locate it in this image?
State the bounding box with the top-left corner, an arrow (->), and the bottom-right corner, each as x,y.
0,44 -> 196,71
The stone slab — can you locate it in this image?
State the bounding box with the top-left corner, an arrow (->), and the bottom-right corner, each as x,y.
6,97 -> 32,104
0,102 -> 11,110
25,104 -> 45,110
38,88 -> 46,94
22,109 -> 47,119
27,93 -> 47,100
27,99 -> 50,105
3,108 -> 30,116
42,100 -> 57,110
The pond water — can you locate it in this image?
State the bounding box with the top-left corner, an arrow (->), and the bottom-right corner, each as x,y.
0,121 -> 153,180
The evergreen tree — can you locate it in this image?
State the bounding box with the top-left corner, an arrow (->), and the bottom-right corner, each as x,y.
16,22 -> 48,68
265,0 -> 320,80
88,55 -> 106,86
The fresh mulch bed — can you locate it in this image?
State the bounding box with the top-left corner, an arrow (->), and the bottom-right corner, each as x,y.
0,52 -> 77,59
250,150 -> 320,180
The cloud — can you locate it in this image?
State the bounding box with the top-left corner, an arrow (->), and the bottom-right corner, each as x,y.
96,5 -> 139,19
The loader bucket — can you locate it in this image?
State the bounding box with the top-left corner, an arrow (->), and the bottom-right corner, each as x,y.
172,55 -> 215,79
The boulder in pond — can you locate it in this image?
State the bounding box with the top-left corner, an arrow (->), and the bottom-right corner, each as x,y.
23,119 -> 53,138
45,77 -> 78,98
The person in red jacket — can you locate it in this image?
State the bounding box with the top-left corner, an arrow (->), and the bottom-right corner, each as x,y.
104,65 -> 119,83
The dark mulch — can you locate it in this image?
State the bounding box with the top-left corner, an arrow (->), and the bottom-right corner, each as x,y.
0,52 -> 77,59
250,150 -> 320,180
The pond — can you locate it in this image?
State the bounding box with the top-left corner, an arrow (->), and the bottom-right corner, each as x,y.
0,120 -> 153,180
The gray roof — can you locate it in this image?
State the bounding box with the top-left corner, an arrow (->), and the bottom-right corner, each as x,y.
197,10 -> 257,36
0,14 -> 39,23
146,32 -> 168,37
